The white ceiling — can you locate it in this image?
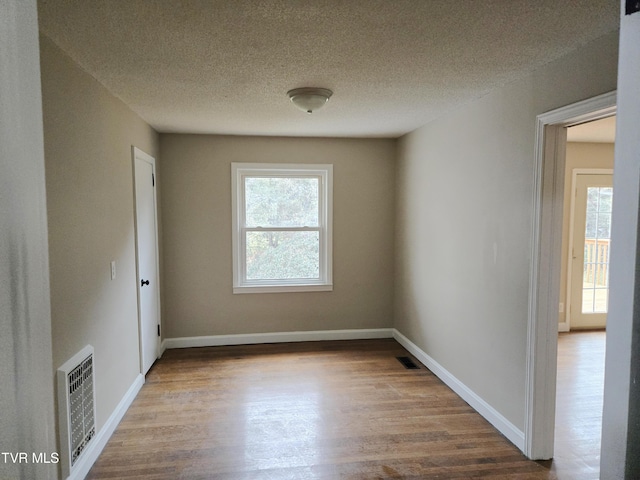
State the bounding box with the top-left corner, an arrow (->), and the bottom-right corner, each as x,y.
37,0 -> 620,138
567,115 -> 616,143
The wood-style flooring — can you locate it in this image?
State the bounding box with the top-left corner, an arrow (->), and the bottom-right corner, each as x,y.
550,331 -> 605,480
88,339 -> 557,479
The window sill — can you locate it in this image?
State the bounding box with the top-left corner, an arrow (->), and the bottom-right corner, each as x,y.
233,284 -> 333,294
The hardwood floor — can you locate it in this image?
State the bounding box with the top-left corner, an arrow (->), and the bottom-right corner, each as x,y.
88,339 -> 556,479
551,331 -> 605,480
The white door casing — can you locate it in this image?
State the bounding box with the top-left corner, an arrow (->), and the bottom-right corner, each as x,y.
133,147 -> 161,375
525,91 -> 616,460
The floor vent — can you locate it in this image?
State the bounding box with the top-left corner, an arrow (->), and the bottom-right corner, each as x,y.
396,356 -> 420,369
57,345 -> 97,478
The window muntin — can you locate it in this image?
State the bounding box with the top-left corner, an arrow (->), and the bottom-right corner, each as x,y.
232,163 -> 332,293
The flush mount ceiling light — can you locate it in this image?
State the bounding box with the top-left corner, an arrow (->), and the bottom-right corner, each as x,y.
287,87 -> 333,114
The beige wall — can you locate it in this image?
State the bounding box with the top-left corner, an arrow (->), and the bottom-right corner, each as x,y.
395,31 -> 618,430
39,35 -> 159,437
159,134 -> 395,338
558,142 -> 615,327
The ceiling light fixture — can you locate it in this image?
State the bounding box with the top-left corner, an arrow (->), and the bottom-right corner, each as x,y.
287,87 -> 333,114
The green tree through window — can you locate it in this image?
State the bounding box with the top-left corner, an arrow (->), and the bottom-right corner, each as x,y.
232,164 -> 333,293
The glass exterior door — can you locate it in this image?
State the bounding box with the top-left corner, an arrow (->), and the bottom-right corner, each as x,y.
570,174 -> 613,329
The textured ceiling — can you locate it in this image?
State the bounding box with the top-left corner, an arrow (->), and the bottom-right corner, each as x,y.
37,0 -> 620,138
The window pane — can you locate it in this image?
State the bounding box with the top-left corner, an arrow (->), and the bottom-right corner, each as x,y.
599,188 -> 613,213
585,211 -> 598,239
246,231 -> 319,280
582,186 -> 613,314
583,261 -> 594,287
597,212 -> 611,239
245,177 -> 319,227
587,187 -> 599,213
582,288 -> 595,314
594,261 -> 608,287
594,288 -> 608,313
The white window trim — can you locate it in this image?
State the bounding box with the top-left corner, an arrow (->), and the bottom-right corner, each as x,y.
231,162 -> 333,294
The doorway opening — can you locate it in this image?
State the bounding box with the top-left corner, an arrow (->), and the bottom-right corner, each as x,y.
524,91 -> 616,462
561,116 -> 616,332
551,117 -> 615,478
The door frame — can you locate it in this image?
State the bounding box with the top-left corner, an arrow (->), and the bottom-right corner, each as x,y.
564,169 -> 614,332
132,146 -> 161,375
524,91 -> 616,459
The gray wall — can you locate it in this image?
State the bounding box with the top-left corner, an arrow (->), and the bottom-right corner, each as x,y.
394,31 -> 618,430
159,134 -> 396,338
39,36 -> 159,437
601,4 -> 640,478
0,1 -> 56,478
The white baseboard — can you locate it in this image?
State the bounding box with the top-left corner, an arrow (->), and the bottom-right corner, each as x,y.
66,374 -> 144,480
163,328 -> 394,349
392,329 -> 525,452
558,322 -> 570,332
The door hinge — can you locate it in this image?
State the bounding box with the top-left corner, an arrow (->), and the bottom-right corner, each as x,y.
152,173 -> 155,187
157,324 -> 161,337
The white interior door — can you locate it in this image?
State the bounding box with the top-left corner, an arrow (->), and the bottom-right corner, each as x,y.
569,173 -> 613,329
133,147 -> 160,374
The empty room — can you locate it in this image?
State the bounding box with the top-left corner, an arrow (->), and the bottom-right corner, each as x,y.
3,1 -> 640,479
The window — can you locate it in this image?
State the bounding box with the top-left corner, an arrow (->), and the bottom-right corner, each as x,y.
231,163 -> 333,293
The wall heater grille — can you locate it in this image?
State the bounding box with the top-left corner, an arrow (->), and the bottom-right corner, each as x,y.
57,345 -> 97,478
